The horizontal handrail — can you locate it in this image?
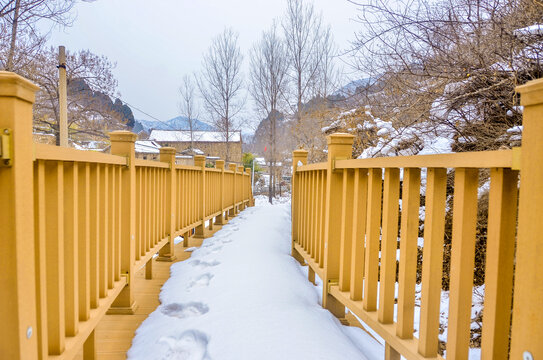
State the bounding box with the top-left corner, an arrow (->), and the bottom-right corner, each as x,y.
297,163 -> 327,171
335,149 -> 514,169
134,158 -> 169,168
35,143 -> 127,165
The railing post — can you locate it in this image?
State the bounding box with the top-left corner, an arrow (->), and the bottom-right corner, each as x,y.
292,149 -> 308,265
238,165 -> 245,211
245,167 -> 253,206
322,133 -> 354,318
0,72 -> 40,359
193,155 -> 207,239
157,147 -> 177,262
215,160 -> 226,225
228,163 -> 237,217
510,79 -> 543,358
108,131 -> 138,314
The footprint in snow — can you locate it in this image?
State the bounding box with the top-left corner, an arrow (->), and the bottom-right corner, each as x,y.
161,302 -> 209,319
205,245 -> 223,255
187,273 -> 213,291
159,330 -> 211,360
220,238 -> 233,244
190,259 -> 220,268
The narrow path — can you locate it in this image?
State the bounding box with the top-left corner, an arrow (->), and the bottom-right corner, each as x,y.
127,199 -> 382,360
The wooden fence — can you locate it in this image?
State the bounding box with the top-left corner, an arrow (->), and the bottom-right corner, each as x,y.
291,78 -> 543,359
0,72 -> 253,360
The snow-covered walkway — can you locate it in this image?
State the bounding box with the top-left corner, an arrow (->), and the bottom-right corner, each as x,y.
127,198 -> 383,360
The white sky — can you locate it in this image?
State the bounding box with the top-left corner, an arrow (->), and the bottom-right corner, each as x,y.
47,0 -> 362,126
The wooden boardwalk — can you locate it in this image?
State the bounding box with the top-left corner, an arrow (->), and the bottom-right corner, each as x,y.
73,235 -> 208,360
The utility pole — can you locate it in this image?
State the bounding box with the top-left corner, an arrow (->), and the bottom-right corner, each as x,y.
58,45 -> 68,147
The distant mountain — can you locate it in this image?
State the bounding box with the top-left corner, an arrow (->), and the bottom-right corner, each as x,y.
134,116 -> 213,132
334,78 -> 376,97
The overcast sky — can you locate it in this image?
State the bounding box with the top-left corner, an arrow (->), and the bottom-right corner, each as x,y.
47,0 -> 362,127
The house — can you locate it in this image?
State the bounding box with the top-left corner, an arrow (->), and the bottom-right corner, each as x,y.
149,130 -> 243,162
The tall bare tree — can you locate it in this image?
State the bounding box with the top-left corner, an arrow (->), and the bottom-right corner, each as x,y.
282,0 -> 337,146
249,21 -> 289,203
179,73 -> 199,153
0,0 -> 86,72
197,27 -> 244,162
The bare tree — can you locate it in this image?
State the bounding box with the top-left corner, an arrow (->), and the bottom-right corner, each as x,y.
32,47 -> 125,145
249,21 -> 289,203
179,73 -> 199,153
281,0 -> 337,146
349,0 -> 543,152
0,0 -> 86,72
197,27 -> 244,162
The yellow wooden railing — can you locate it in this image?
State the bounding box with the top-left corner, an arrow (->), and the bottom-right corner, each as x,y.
292,79 -> 543,359
0,72 -> 253,360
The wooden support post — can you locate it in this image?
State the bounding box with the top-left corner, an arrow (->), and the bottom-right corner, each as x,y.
510,79 -> 543,358
108,131 -> 138,314
215,160 -> 227,225
228,163 -> 237,217
245,167 -> 253,206
83,329 -> 95,360
193,155 -> 207,239
292,149 -> 308,265
157,147 -> 177,262
238,165 -> 245,211
58,46 -> 68,147
322,133 -> 354,318
0,72 -> 40,359
145,258 -> 153,280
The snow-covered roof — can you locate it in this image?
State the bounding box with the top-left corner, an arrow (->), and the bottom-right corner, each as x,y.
514,24 -> 543,37
135,140 -> 161,154
149,130 -> 241,143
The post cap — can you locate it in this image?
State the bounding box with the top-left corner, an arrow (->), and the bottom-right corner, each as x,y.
228,163 -> 237,171
109,131 -> 137,143
237,165 -> 244,172
215,159 -> 225,169
0,71 -> 40,103
159,147 -> 176,155
245,168 -> 251,174
517,78 -> 543,106
293,149 -> 309,158
327,132 -> 355,146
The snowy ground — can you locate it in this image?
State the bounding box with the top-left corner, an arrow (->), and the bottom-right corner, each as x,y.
127,197 -> 383,360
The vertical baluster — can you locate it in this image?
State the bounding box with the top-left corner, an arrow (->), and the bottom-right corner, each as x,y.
480,168 -> 518,359
339,169 -> 355,292
363,168 -> 382,311
315,170 -> 323,265
34,160 -> 49,358
89,164 -> 100,309
378,168 -> 400,324
447,168 -> 479,360
98,164 -> 108,298
77,163 -> 90,323
107,164 -> 116,288
116,166 -> 122,280
397,168 -> 421,338
135,168 -> 142,261
319,172 -> 327,268
63,161 -> 79,336
44,161 -> 65,354
418,168 -> 448,357
350,168 -> 368,301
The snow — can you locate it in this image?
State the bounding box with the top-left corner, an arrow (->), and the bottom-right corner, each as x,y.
135,140 -> 161,154
514,24 -> 543,36
150,130 -> 241,143
127,198 -> 383,360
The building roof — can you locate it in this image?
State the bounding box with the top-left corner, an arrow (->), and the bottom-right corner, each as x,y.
149,130 -> 241,143
135,140 -> 161,154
